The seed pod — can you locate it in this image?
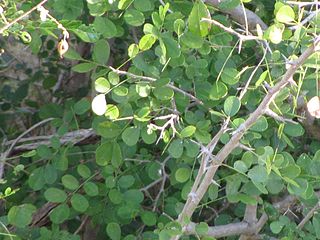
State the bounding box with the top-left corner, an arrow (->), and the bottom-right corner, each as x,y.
57,39 -> 69,58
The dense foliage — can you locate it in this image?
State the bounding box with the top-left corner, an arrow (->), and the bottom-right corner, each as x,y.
1,0 -> 320,239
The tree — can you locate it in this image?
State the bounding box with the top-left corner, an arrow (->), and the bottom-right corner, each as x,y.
0,0 -> 320,239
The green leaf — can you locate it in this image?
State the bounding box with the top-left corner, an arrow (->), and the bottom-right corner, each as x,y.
44,164 -> 58,184
153,86 -> 174,101
283,123 -> 304,137
8,204 -> 36,227
95,77 -> 110,93
63,48 -> 83,60
118,0 -> 131,9
134,0 -> 154,12
313,217 -> 320,238
139,34 -> 157,51
62,174 -> 80,190
168,139 -> 184,158
108,189 -> 123,204
124,9 -> 145,26
270,221 -> 284,234
77,164 -> 91,178
128,43 -> 139,58
93,39 -> 110,65
250,116 -> 268,132
22,150 -> 37,158
72,63 -> 97,73
49,204 -> 70,224
141,128 -> 157,144
175,167 -> 191,183
74,98 -> 90,115
188,0 -> 210,37
122,126 -> 140,146
83,182 -> 99,196
276,5 -> 295,24
28,167 -> 45,190
124,189 -> 144,204
93,17 -> 117,38
71,194 -> 89,212
106,222 -> 121,240
180,126 -> 196,138
209,82 -> 228,100
161,34 -> 181,58
96,142 -> 123,167
118,175 -> 135,189
97,121 -> 121,139
248,165 -> 268,183
195,222 -> 209,236
72,26 -> 100,42
105,104 -> 120,119
221,68 -> 240,85
141,211 -> 157,226
219,0 -> 240,10
224,96 -> 241,117
181,31 -> 203,49
44,188 -> 67,203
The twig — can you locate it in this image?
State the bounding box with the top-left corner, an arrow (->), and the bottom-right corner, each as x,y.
286,1 -> 320,7
0,0 -> 49,34
239,47 -> 267,100
265,109 -> 298,124
201,18 -> 260,41
239,204 -> 258,240
74,216 -> 89,235
297,201 -> 320,230
0,118 -> 54,179
108,66 -> 204,106
289,10 -> 320,30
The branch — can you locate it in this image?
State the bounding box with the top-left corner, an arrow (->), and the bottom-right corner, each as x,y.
297,201 -> 320,230
0,0 -> 49,34
108,66 -> 204,106
172,36 -> 320,239
205,0 -> 268,32
201,18 -> 260,41
0,118 -> 54,178
4,128 -> 96,156
184,213 -> 268,238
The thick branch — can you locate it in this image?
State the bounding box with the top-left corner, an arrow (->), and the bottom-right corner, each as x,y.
205,0 -> 268,32
184,213 -> 268,238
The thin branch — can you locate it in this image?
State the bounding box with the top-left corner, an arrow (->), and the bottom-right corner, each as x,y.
297,201 -> 320,230
289,10 -> 320,30
201,18 -> 260,41
265,109 -> 298,124
73,216 -> 89,235
108,66 -> 204,106
0,0 -> 49,34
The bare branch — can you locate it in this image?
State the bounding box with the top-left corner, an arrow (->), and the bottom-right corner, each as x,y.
184,212 -> 268,238
201,18 -> 260,41
108,66 -> 204,106
265,109 -> 298,124
297,201 -> 320,230
0,0 -> 49,34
